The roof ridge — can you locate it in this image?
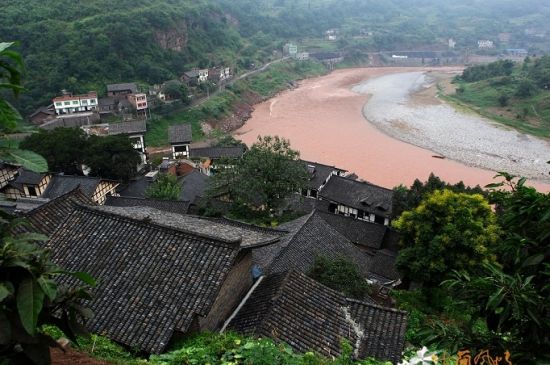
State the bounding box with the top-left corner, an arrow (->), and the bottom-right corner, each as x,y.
332,175 -> 394,193
24,187 -> 93,215
78,204 -> 242,246
345,298 -> 408,315
108,195 -> 191,204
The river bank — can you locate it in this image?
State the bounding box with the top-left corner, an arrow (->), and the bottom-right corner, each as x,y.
233,67 -> 550,191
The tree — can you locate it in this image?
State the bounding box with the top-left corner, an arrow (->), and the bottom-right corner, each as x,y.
84,135 -> 140,182
0,41 -> 47,172
393,189 -> 499,287
515,78 -> 537,98
308,256 -> 371,300
145,174 -> 181,200
208,135 -> 308,213
19,128 -> 88,175
0,214 -> 95,364
162,80 -> 190,104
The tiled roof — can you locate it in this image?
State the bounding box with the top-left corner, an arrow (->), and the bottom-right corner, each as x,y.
42,175 -> 112,200
107,83 -> 138,93
105,196 -> 190,214
168,124 -> 192,144
228,271 -> 407,363
319,175 -> 394,218
183,70 -> 200,78
108,120 -> 147,135
316,211 -> 388,250
15,188 -> 95,236
368,249 -> 401,282
228,271 -> 355,357
302,160 -> 346,190
96,205 -> 281,248
14,168 -> 46,186
46,205 -> 241,353
52,92 -> 97,102
347,299 -> 408,363
255,211 -> 370,276
189,146 -> 245,159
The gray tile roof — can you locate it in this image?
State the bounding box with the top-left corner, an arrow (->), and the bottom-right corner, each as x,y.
107,83 -> 138,93
255,211 -> 370,276
302,160 -> 346,190
319,175 -> 394,218
189,146 -> 245,159
105,196 -> 190,214
42,175 -> 113,200
46,205 -> 241,353
228,271 -> 407,363
15,188 -> 95,236
168,124 -> 192,144
368,249 -> 400,282
347,299 -> 408,363
14,168 -> 46,186
96,205 -> 281,248
108,120 -> 147,135
316,211 -> 388,250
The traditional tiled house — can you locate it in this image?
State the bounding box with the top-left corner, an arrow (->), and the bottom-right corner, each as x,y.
301,160 -> 347,199
0,162 -> 22,190
189,146 -> 246,176
29,106 -> 55,125
208,67 -> 231,83
1,168 -> 51,199
106,83 -> 138,97
42,175 -> 118,205
319,175 -> 393,226
253,211 -> 370,277
108,120 -> 148,165
226,270 -> 407,363
169,124 -> 193,159
105,196 -> 191,215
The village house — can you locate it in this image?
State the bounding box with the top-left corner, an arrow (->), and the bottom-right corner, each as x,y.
189,146 -> 246,176
252,210 -> 371,277
301,160 -> 347,199
0,168 -> 119,210
325,29 -> 338,41
208,67 -> 232,84
127,93 -> 148,117
53,92 -> 98,115
283,43 -> 298,57
39,112 -> 101,130
181,69 -> 209,86
106,83 -> 138,97
0,162 -> 21,190
226,270 -> 407,364
18,192 -> 286,354
318,175 -> 394,226
477,40 -> 495,49
28,106 -> 55,125
169,124 -> 193,159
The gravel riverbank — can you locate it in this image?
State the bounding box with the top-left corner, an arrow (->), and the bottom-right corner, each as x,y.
353,72 -> 550,182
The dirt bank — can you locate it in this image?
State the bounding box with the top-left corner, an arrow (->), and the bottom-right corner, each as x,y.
233,67 -> 550,191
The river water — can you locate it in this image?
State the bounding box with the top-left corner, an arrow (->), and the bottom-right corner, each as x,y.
353,72 -> 550,182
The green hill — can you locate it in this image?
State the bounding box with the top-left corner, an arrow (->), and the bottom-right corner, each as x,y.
3,0 -> 550,114
445,57 -> 550,137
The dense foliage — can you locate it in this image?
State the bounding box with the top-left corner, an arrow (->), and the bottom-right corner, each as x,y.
450,56 -> 550,137
308,256 -> 371,300
0,215 -> 95,364
146,174 -> 182,201
4,0 -> 550,114
20,128 -> 141,181
393,189 -> 499,287
207,135 -> 308,214
393,174 -> 550,363
392,174 -> 485,218
0,42 -> 47,172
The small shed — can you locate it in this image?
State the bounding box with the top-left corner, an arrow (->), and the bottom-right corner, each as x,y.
169,124 -> 193,159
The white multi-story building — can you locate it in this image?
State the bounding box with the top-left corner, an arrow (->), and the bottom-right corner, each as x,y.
53,92 -> 98,115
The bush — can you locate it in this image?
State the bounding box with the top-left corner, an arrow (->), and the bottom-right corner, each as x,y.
308,256 -> 371,300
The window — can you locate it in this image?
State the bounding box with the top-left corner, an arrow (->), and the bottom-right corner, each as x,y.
55,102 -> 62,106
64,101 -> 70,105
81,100 -> 88,105
90,99 -> 96,104
26,186 -> 37,197
72,100 -> 79,105
374,215 -> 385,225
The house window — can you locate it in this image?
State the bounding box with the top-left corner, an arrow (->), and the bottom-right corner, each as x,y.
374,215 -> 385,225
64,101 -> 70,105
310,190 -> 318,198
72,100 -> 79,105
90,99 -> 96,104
81,100 -> 88,105
27,186 -> 37,197
55,102 -> 62,106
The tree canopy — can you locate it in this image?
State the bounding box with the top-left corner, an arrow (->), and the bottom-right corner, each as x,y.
308,256 -> 371,300
20,128 -> 141,181
393,189 -> 499,286
146,173 -> 182,200
208,135 -> 308,213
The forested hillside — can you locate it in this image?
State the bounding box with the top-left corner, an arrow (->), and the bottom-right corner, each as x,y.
3,0 -> 550,113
